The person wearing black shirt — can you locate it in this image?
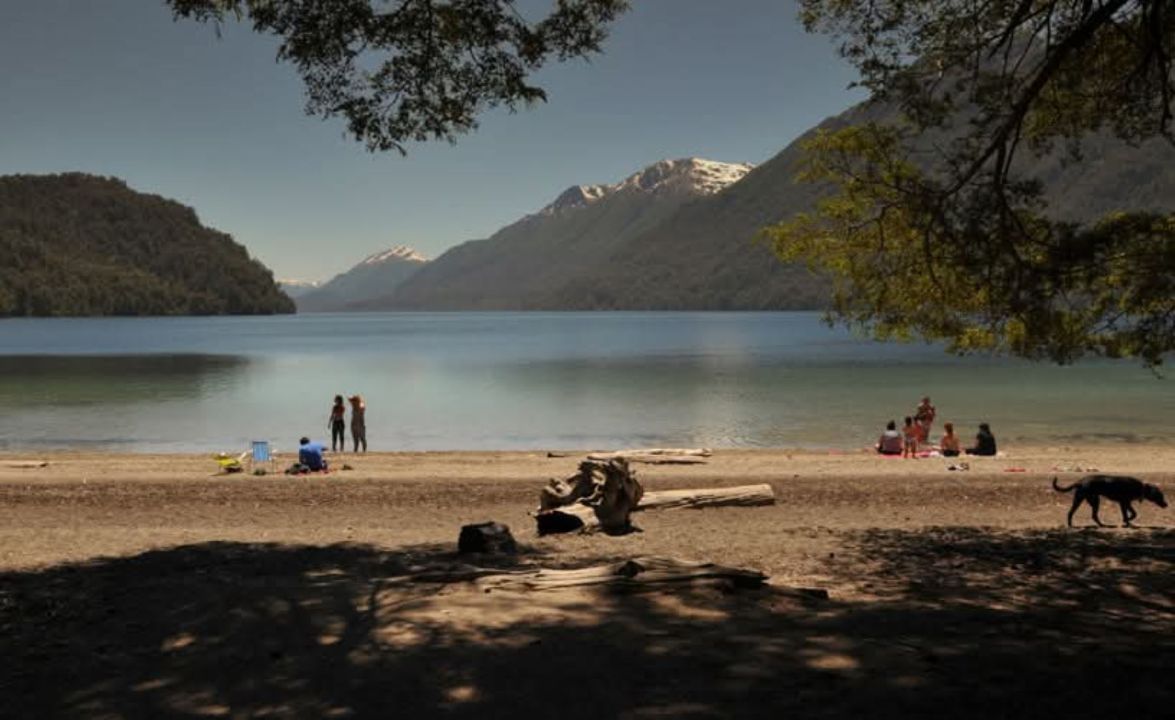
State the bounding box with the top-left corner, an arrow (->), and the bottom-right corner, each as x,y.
965,422 -> 998,456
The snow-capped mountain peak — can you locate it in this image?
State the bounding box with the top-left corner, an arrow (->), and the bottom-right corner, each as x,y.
360,245 -> 429,266
538,158 -> 753,216
623,157 -> 755,195
546,184 -> 610,213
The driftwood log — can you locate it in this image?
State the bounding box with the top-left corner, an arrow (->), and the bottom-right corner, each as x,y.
586,454 -> 708,465
636,484 -> 776,511
538,458 -> 644,535
594,448 -> 712,458
473,556 -> 765,592
586,447 -> 712,465
398,556 -> 827,599
2,460 -> 49,469
538,465 -> 775,533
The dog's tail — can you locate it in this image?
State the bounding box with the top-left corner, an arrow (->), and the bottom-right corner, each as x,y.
1052,476 -> 1077,493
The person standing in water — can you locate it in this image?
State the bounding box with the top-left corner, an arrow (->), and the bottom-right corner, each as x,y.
328,395 -> 346,452
914,396 -> 937,443
349,394 -> 367,452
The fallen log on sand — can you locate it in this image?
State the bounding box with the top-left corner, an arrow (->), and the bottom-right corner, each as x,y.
474,556 -> 766,592
2,460 -> 49,469
399,556 -> 770,589
586,453 -> 708,465
537,483 -> 776,534
638,484 -> 776,511
397,556 -> 826,599
478,557 -> 764,591
602,448 -> 713,457
587,448 -> 712,464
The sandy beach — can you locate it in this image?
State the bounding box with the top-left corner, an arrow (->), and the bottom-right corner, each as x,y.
2,446 -> 1173,718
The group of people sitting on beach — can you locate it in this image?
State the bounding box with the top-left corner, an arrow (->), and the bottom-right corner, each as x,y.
292,394 -> 369,473
877,396 -> 997,458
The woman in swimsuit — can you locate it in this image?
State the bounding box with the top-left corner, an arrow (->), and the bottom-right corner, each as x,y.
939,422 -> 961,457
349,394 -> 367,452
328,395 -> 346,452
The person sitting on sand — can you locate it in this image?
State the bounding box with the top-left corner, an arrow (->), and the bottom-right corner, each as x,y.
877,420 -> 903,456
940,422 -> 961,457
298,436 -> 329,472
902,416 -> 919,458
965,422 -> 998,456
348,394 -> 367,453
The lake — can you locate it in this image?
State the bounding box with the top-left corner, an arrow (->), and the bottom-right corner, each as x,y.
0,312 -> 1171,453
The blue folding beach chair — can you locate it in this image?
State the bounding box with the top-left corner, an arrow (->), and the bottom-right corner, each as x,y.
249,440 -> 276,474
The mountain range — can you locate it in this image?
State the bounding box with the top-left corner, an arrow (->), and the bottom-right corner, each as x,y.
302,97 -> 1175,312
294,246 -> 428,312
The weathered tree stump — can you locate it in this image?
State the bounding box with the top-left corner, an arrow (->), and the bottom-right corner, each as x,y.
537,482 -> 776,534
457,521 -> 517,555
537,458 -> 643,535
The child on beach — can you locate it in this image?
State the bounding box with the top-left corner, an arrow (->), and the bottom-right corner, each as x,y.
348,394 -> 367,452
940,422 -> 961,457
902,416 -> 919,458
328,395 -> 346,452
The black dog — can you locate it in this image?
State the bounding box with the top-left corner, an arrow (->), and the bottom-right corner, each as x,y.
1052,475 -> 1168,527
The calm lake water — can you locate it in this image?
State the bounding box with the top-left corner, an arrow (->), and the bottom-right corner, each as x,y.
0,312 -> 1172,453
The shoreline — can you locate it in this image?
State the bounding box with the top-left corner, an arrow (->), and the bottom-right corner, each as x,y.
4,445 -> 1173,572
5,443 -> 1175,476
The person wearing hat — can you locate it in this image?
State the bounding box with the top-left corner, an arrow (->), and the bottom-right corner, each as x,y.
348,394 -> 367,452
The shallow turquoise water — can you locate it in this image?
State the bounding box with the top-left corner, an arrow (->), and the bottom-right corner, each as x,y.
0,312 -> 1171,452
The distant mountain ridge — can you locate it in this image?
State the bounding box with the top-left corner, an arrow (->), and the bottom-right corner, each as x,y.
538,158 -> 755,215
278,279 -> 321,299
357,157 -> 757,310
350,96 -> 1175,311
296,244 -> 428,311
0,173 -> 294,317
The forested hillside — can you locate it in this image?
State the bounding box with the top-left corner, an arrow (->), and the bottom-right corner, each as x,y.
0,174 -> 294,316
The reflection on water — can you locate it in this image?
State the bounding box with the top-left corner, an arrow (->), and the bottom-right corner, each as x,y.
0,354 -> 252,405
0,313 -> 1172,452
0,354 -> 256,452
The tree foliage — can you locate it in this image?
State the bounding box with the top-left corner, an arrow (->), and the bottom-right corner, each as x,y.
0,174 -> 295,317
768,1 -> 1175,365
169,0 -> 628,153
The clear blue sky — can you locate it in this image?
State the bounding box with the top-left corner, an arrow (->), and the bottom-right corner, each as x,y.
0,1 -> 864,281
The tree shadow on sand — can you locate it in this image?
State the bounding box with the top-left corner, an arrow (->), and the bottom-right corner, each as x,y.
1,528 -> 1171,718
